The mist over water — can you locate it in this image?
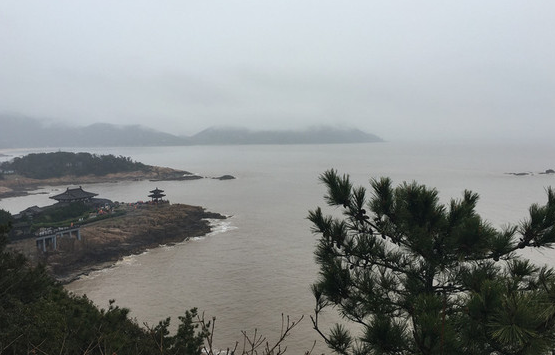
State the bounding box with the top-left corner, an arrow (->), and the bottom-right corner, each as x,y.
2,142 -> 555,352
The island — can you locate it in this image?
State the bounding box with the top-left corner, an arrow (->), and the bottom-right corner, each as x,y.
0,151 -> 234,199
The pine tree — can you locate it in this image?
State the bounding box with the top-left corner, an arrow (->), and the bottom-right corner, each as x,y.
308,169 -> 555,355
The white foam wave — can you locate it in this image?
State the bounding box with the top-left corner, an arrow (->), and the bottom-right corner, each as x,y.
206,217 -> 237,237
187,218 -> 237,242
77,267 -> 112,281
116,254 -> 141,266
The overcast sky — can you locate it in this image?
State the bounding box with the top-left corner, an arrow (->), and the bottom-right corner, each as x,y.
1,1 -> 554,141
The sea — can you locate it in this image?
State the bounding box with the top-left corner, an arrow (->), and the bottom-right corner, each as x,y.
2,141 -> 555,353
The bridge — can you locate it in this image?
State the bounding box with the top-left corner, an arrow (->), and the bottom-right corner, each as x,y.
35,225 -> 81,252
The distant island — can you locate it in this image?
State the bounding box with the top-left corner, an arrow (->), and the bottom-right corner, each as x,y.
0,151 -> 233,199
505,169 -> 555,176
0,114 -> 383,148
191,126 -> 383,145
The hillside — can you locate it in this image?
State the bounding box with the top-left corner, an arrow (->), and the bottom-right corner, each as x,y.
0,114 -> 383,147
1,151 -> 149,179
0,151 -> 197,199
0,115 -> 189,148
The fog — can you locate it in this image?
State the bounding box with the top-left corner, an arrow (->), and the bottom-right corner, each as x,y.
1,1 -> 554,142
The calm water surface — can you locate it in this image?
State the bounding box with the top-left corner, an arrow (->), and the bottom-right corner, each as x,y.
2,142 -> 555,353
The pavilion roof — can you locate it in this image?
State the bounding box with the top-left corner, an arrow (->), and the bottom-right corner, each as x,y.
50,186 -> 98,202
149,187 -> 164,193
148,192 -> 166,198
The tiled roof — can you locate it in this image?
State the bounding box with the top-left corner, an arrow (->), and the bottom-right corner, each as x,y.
148,192 -> 166,198
50,187 -> 98,202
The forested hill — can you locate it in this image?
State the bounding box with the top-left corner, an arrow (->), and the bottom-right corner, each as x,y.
0,115 -> 187,148
0,115 -> 383,148
0,152 -> 148,179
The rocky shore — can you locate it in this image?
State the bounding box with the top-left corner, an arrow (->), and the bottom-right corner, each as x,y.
0,166 -> 197,200
9,203 -> 226,283
0,167 -> 235,200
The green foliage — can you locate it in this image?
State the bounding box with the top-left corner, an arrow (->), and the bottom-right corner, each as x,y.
173,308 -> 210,355
32,202 -> 92,225
30,208 -> 127,231
309,169 -> 555,355
1,151 -> 148,179
0,209 -> 12,226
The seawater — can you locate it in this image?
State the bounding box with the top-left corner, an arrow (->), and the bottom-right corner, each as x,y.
2,142 -> 555,353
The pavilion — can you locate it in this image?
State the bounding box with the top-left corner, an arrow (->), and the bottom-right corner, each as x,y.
148,187 -> 166,202
50,186 -> 98,203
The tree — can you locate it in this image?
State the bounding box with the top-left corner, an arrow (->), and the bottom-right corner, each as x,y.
0,209 -> 11,226
308,169 -> 555,355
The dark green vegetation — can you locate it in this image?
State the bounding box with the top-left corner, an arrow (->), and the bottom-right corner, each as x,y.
1,151 -> 147,179
20,202 -> 125,233
32,202 -> 92,223
309,170 -> 555,355
0,217 -> 209,355
0,209 -> 11,226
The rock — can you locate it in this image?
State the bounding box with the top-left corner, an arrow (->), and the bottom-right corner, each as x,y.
506,172 -> 531,176
214,175 -> 236,180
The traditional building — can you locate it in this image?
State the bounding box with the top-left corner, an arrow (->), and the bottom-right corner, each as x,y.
50,186 -> 98,203
148,187 -> 166,202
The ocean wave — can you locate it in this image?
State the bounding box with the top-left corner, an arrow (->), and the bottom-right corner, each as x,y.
206,218 -> 237,236
117,254 -> 141,266
188,218 -> 237,242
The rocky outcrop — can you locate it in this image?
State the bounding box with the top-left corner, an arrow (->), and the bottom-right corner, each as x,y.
214,175 -> 236,180
506,169 -> 555,176
14,203 -> 226,282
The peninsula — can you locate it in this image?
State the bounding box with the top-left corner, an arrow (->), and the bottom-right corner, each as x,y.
8,201 -> 226,283
2,151 -> 231,282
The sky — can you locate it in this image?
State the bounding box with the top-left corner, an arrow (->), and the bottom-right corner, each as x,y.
1,1 -> 554,142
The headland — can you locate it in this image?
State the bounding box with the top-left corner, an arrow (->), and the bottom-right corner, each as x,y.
9,202 -> 226,283
2,151 -> 230,282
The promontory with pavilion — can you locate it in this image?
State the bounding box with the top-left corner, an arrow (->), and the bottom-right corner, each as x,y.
2,152 -> 230,281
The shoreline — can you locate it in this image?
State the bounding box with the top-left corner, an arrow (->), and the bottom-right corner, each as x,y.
0,166 -> 195,200
8,203 -> 226,284
0,167 -> 234,201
